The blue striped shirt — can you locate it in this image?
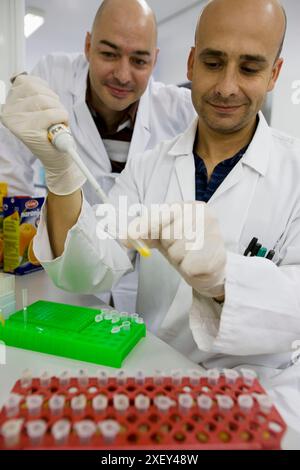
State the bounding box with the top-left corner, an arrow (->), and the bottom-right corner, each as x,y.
194,146 -> 248,202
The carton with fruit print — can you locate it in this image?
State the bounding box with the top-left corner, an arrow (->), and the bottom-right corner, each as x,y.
0,183 -> 9,269
2,196 -> 44,275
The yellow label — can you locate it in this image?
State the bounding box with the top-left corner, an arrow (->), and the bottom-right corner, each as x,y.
3,213 -> 20,272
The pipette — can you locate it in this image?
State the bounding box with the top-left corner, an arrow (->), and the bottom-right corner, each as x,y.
47,124 -> 151,258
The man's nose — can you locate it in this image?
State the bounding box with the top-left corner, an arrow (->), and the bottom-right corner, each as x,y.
113,58 -> 132,85
215,65 -> 240,98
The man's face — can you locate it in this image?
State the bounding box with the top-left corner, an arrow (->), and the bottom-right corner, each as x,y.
187,6 -> 283,134
85,12 -> 158,113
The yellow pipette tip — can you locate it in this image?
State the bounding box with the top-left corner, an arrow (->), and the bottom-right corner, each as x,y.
138,247 -> 152,258
0,314 -> 5,327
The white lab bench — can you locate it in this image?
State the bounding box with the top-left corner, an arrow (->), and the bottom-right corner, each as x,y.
0,270 -> 299,449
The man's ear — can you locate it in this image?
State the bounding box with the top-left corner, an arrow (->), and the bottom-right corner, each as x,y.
85,32 -> 92,61
267,58 -> 284,92
187,47 -> 195,82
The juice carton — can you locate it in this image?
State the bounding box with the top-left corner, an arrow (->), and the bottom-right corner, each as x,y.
3,196 -> 44,275
0,183 -> 8,269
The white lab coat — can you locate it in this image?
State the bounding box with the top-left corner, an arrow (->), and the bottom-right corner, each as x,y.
34,113 -> 300,431
35,112 -> 300,371
0,52 -> 196,311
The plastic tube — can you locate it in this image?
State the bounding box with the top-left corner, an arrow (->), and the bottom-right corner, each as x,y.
49,395 -> 66,416
4,394 -> 22,418
51,419 -> 71,445
98,420 -> 121,444
1,419 -> 23,448
26,420 -> 47,446
74,420 -> 97,445
26,395 -> 43,416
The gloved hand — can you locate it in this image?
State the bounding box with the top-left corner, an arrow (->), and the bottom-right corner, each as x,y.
127,201 -> 227,298
0,75 -> 86,195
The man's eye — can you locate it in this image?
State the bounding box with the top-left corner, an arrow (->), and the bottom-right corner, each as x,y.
132,58 -> 147,66
101,52 -> 116,58
204,61 -> 222,69
241,66 -> 259,74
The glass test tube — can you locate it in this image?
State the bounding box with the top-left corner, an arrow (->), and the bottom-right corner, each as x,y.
74,420 -> 97,445
51,419 -> 71,446
26,420 -> 47,446
1,419 -> 23,448
178,394 -> 194,413
71,394 -> 87,416
197,395 -> 213,413
217,395 -> 234,413
113,394 -> 129,414
98,420 -> 121,444
5,394 -> 22,418
135,394 -> 150,413
92,394 -> 108,414
26,395 -> 43,416
49,395 -> 66,416
78,369 -> 89,387
238,394 -> 254,414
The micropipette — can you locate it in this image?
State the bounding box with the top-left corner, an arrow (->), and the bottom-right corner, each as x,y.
47,124 -> 151,258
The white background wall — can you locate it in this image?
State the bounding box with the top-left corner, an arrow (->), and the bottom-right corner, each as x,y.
271,0 -> 300,138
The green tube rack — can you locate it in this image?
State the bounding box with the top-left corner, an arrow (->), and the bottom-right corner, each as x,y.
0,300 -> 146,368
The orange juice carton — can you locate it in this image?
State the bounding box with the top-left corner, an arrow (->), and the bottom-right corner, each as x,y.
0,183 -> 8,269
3,196 -> 44,275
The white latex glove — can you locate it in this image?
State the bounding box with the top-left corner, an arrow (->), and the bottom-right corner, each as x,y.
127,201 -> 227,298
0,75 -> 86,195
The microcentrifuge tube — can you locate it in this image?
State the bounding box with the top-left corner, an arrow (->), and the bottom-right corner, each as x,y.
74,420 -> 97,445
98,420 -> 121,444
135,370 -> 145,385
223,369 -> 239,385
1,419 -> 23,448
171,369 -> 182,386
95,314 -> 103,323
78,369 -> 89,388
49,395 -> 65,416
268,422 -> 283,434
197,395 -> 213,413
134,394 -> 150,413
21,369 -> 32,389
104,312 -> 113,321
88,387 -> 98,394
131,313 -> 139,321
154,396 -> 174,414
120,312 -> 129,320
256,394 -> 273,414
26,420 -> 47,446
97,370 -> 108,386
135,318 -> 145,325
178,394 -> 194,413
59,370 -> 71,387
92,394 -> 108,414
116,370 -> 126,386
113,394 -> 129,414
111,315 -> 120,324
217,395 -> 234,413
154,370 -> 164,385
122,321 -> 131,331
71,394 -> 87,415
5,394 -> 22,418
22,288 -> 28,324
40,371 -> 51,388
237,394 -> 254,414
111,326 -> 121,334
51,419 -> 71,446
240,368 -> 257,387
26,395 -> 43,416
188,369 -> 202,386
207,369 -> 220,386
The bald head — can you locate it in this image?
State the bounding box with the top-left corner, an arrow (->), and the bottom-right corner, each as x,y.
92,0 -> 157,43
196,0 -> 286,61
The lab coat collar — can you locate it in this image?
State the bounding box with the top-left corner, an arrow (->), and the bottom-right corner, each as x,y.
168,111 -> 271,177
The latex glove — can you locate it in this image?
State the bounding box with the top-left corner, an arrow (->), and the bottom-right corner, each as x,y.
127,201 -> 227,298
0,75 -> 86,195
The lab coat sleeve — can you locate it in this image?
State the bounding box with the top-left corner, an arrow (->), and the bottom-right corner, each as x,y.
34,196 -> 134,294
190,214 -> 300,356
33,156 -> 143,295
0,124 -> 36,196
